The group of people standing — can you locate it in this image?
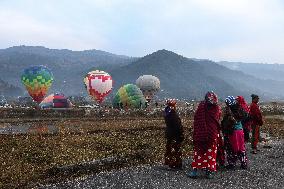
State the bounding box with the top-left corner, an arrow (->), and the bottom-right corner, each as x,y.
163,92 -> 263,179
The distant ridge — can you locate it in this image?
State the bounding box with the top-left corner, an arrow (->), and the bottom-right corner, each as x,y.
0,46 -> 284,100
218,61 -> 284,82
0,79 -> 23,97
110,49 -> 245,100
0,46 -> 137,96
3,45 -> 133,59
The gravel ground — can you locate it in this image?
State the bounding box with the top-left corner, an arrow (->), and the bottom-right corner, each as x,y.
40,140 -> 284,189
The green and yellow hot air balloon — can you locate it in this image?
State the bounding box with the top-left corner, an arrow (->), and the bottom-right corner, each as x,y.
113,84 -> 147,109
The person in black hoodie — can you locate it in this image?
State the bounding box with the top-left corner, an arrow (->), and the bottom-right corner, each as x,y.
164,99 -> 184,169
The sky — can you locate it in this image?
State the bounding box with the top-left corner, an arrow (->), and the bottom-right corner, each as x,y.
0,0 -> 284,63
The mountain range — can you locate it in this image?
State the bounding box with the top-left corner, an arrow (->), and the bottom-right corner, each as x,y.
0,46 -> 283,101
218,61 -> 284,81
0,79 -> 22,97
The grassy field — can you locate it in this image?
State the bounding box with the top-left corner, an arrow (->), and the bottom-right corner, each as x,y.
0,117 -> 193,188
0,115 -> 283,188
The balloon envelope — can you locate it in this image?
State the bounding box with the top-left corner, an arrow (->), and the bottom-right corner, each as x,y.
84,70 -> 113,103
136,75 -> 160,102
39,93 -> 73,109
113,84 -> 147,109
21,65 -> 54,103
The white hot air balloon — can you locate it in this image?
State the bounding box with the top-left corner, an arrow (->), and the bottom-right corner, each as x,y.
136,75 -> 160,102
84,70 -> 113,103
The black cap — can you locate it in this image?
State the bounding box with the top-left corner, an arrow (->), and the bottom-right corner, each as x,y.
251,94 -> 259,99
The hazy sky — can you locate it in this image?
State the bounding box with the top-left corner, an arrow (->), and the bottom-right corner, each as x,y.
1,0 -> 284,63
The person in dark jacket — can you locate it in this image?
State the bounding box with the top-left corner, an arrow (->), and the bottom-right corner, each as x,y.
250,94 -> 263,154
164,99 -> 184,169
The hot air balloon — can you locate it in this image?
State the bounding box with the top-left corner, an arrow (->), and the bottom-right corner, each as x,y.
113,84 -> 147,109
21,65 -> 54,103
39,93 -> 73,109
84,70 -> 113,103
136,75 -> 160,102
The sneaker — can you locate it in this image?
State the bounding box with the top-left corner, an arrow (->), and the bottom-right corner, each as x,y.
187,169 -> 197,178
206,170 -> 214,179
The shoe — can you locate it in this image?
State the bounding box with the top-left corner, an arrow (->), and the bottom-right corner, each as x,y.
225,164 -> 235,170
217,164 -> 225,170
241,164 -> 248,170
263,145 -> 272,149
169,164 -> 182,170
206,170 -> 214,179
187,169 -> 197,178
164,157 -> 171,165
251,149 -> 257,154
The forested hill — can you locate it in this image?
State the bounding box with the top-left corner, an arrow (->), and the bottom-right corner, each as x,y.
0,46 -> 283,101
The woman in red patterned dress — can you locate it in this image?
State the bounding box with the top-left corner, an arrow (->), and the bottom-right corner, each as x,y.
187,91 -> 222,179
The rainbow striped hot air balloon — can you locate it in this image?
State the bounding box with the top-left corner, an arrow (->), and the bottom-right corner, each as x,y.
113,84 -> 147,109
84,70 -> 113,104
21,65 -> 54,103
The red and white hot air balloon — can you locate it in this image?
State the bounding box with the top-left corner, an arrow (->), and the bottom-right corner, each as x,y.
84,70 -> 113,103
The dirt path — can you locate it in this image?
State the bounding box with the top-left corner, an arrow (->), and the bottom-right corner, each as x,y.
40,139 -> 284,189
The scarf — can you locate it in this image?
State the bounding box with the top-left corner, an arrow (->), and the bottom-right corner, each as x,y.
236,96 -> 249,113
193,101 -> 221,154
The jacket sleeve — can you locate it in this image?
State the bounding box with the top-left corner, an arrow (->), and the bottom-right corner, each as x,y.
240,108 -> 250,124
221,108 -> 235,135
257,109 -> 263,126
250,104 -> 263,126
177,116 -> 184,142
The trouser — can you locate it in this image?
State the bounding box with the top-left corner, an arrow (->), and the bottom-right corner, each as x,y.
227,150 -> 248,168
251,125 -> 260,150
243,126 -> 250,142
216,134 -> 225,167
164,140 -> 182,168
224,134 -> 248,168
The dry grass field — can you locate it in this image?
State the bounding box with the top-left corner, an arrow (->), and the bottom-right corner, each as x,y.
0,116 -> 193,188
0,106 -> 283,188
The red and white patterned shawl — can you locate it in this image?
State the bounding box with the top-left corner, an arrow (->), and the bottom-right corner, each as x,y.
193,101 -> 221,155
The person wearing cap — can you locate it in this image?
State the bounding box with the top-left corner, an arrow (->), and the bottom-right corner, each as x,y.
221,96 -> 248,169
187,91 -> 222,179
164,99 -> 184,169
250,94 -> 263,154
